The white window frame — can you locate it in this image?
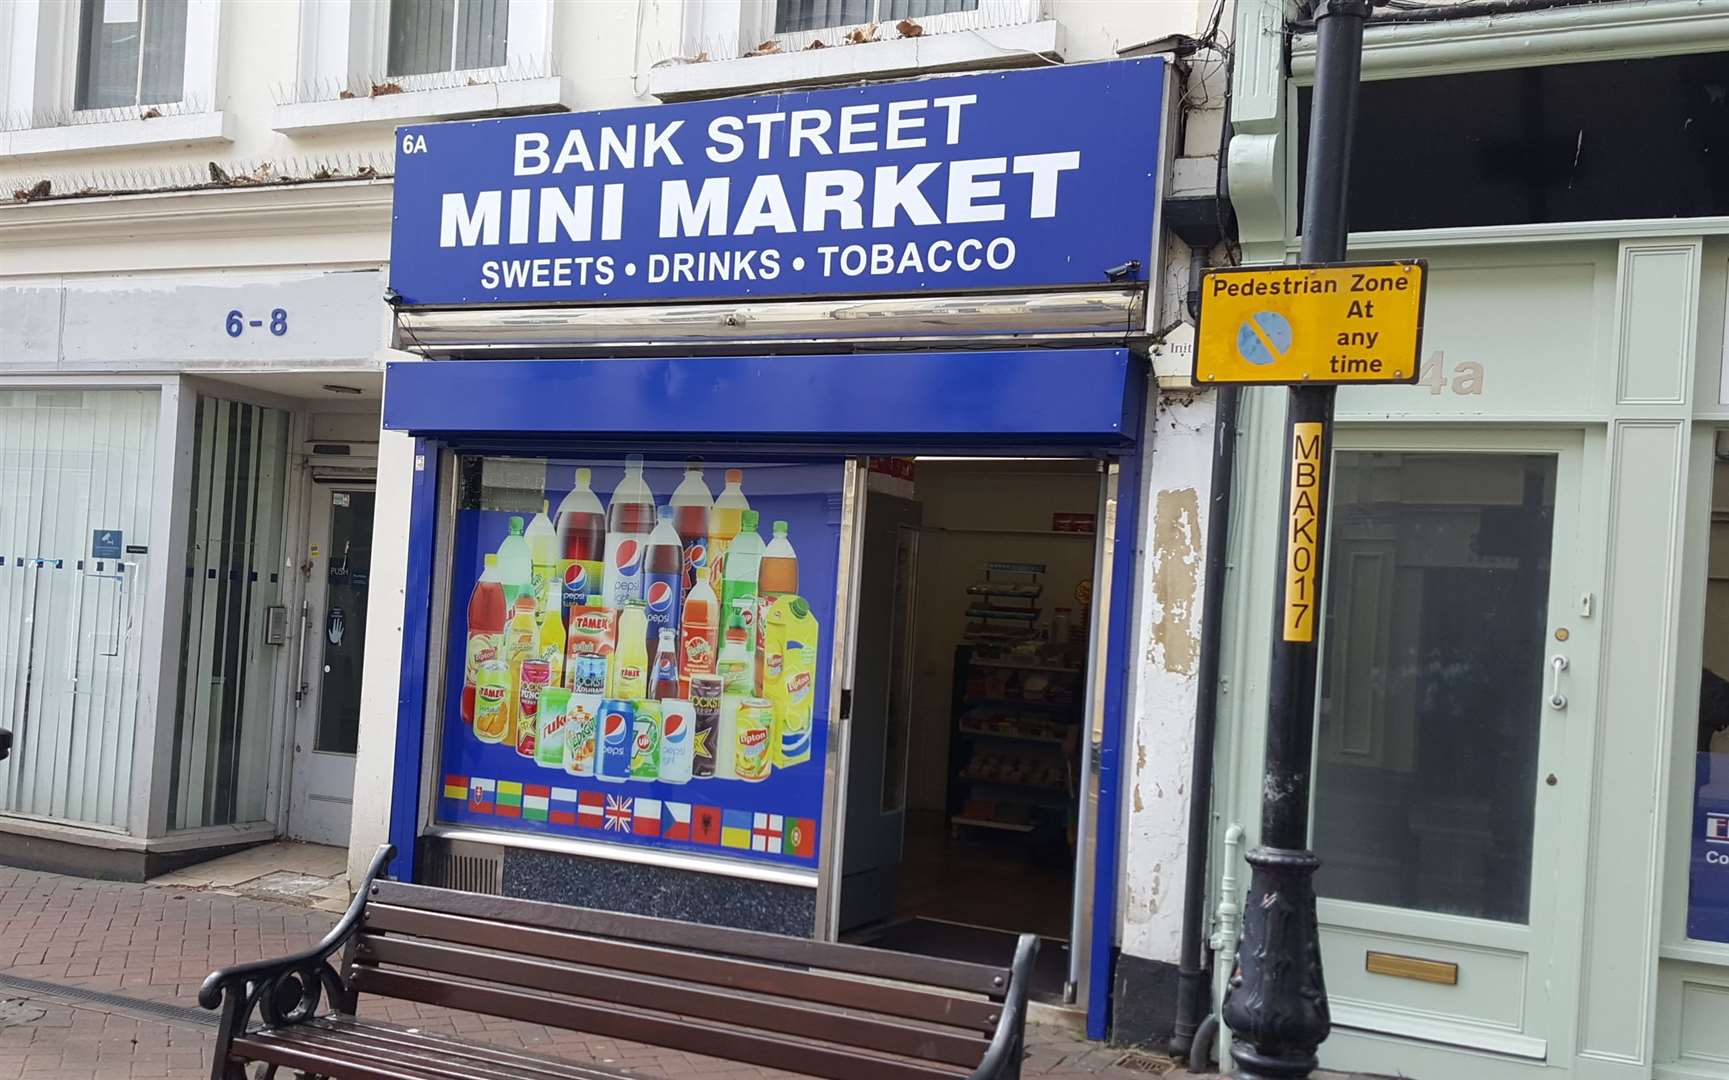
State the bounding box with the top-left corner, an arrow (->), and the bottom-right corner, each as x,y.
659,0 -> 1054,101
276,0 -> 560,135
0,0 -> 226,160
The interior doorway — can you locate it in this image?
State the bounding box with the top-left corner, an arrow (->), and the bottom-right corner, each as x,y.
839,458 -> 1104,1004
287,484 -> 375,846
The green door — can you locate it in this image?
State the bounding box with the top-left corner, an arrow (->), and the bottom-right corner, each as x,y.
1310,427 -> 1593,1071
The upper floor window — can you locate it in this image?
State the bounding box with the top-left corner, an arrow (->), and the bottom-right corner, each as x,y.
387,0 -> 509,78
75,0 -> 189,110
776,0 -> 980,34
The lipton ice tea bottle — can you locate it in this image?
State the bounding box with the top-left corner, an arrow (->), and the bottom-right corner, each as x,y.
462,554 -> 506,725
707,470 -> 750,587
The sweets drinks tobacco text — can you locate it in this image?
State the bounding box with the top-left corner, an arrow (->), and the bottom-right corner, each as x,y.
462,553 -> 506,724
689,674 -> 722,779
604,455 -> 655,610
734,698 -> 775,781
643,506 -> 683,650
595,699 -> 634,783
563,694 -> 602,777
630,699 -> 662,781
659,699 -> 694,784
556,467 -> 607,615
670,462 -> 713,593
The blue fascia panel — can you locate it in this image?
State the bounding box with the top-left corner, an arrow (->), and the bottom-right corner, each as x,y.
383,349 -> 1137,446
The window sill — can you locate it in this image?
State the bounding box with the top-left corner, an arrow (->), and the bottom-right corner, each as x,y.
272,77 -> 570,136
649,19 -> 1063,102
0,110 -> 234,161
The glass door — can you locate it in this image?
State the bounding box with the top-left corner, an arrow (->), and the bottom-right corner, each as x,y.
288,487 -> 374,846
1311,428 -> 1591,1060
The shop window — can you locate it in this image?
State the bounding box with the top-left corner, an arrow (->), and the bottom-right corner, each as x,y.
1313,451 -> 1556,923
775,0 -> 979,34
435,454 -> 843,870
75,0 -> 188,110
1297,50 -> 1729,232
1688,444 -> 1729,943
387,0 -> 508,78
0,389 -> 161,831
168,398 -> 292,830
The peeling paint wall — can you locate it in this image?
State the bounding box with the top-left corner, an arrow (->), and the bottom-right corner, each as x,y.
1118,388 -> 1217,965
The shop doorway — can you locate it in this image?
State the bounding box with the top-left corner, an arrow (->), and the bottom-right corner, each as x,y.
839,459 -> 1105,1004
286,485 -> 375,846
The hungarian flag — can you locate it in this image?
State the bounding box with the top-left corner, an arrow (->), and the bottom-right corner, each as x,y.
783,818 -> 817,859
550,788 -> 578,826
468,779 -> 495,814
692,805 -> 721,845
751,813 -> 784,853
443,775 -> 468,801
523,785 -> 551,823
633,798 -> 661,838
578,791 -> 605,829
663,802 -> 692,841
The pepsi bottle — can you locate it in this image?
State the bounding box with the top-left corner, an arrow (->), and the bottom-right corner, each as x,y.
642,505 -> 684,651
603,455 -> 655,611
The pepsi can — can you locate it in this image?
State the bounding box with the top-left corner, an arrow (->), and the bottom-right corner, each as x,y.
572,653 -> 609,695
596,699 -> 634,783
659,699 -> 694,785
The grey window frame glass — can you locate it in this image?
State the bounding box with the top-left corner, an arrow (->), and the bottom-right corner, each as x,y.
387,0 -> 510,78
74,0 -> 189,112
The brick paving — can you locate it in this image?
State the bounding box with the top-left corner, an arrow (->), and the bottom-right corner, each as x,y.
0,864 -> 1193,1080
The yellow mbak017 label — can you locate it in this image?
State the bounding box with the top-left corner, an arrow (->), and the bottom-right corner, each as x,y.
1194,260 -> 1427,385
1283,422 -> 1324,642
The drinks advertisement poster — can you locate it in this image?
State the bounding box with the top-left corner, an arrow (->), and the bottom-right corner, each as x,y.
438,455 -> 842,870
1690,752 -> 1729,942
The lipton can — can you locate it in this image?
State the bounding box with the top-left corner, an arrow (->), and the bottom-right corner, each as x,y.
734,697 -> 774,782
516,659 -> 552,758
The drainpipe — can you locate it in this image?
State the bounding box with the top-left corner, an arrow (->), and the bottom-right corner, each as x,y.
1168,32 -> 1241,1064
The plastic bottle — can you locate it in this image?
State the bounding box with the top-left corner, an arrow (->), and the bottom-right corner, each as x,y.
720,510 -> 764,665
680,575 -> 718,696
502,593 -> 538,746
650,628 -> 679,700
461,553 -> 506,725
525,500 -> 557,616
612,602 -> 649,700
496,516 -> 533,610
760,521 -> 799,599
603,455 -> 656,610
555,468 -> 608,611
707,469 -> 750,587
642,505 -> 684,652
536,578 -> 566,688
670,461 -> 714,593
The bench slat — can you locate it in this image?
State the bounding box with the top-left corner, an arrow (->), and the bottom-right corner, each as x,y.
360,903 -> 1000,1032
351,966 -> 974,1080
232,1032 -> 450,1080
356,934 -> 989,1067
291,1018 -> 620,1080
369,881 -> 1008,997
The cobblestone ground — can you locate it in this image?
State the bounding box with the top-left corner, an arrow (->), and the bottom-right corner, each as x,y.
0,864 -> 1199,1080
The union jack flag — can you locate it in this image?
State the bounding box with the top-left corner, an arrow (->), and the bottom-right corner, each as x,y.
604,795 -> 634,832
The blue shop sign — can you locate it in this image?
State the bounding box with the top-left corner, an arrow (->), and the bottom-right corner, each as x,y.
389,58 -> 1165,307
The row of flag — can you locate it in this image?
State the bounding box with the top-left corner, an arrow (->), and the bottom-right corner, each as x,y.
444,775 -> 816,858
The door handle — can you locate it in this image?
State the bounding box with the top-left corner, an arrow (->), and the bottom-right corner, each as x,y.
1549,655 -> 1569,710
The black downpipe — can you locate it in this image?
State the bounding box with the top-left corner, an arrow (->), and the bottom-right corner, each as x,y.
1167,34 -> 1240,1066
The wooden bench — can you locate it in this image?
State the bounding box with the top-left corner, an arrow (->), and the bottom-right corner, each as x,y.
200,845 -> 1036,1080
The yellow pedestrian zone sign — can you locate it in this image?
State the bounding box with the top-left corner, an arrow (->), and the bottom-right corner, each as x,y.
1194,260 -> 1428,385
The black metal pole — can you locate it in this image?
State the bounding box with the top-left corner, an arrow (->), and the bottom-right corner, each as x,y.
1220,3 -> 1370,1077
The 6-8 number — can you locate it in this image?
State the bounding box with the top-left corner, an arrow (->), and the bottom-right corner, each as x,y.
224,308 -> 288,338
